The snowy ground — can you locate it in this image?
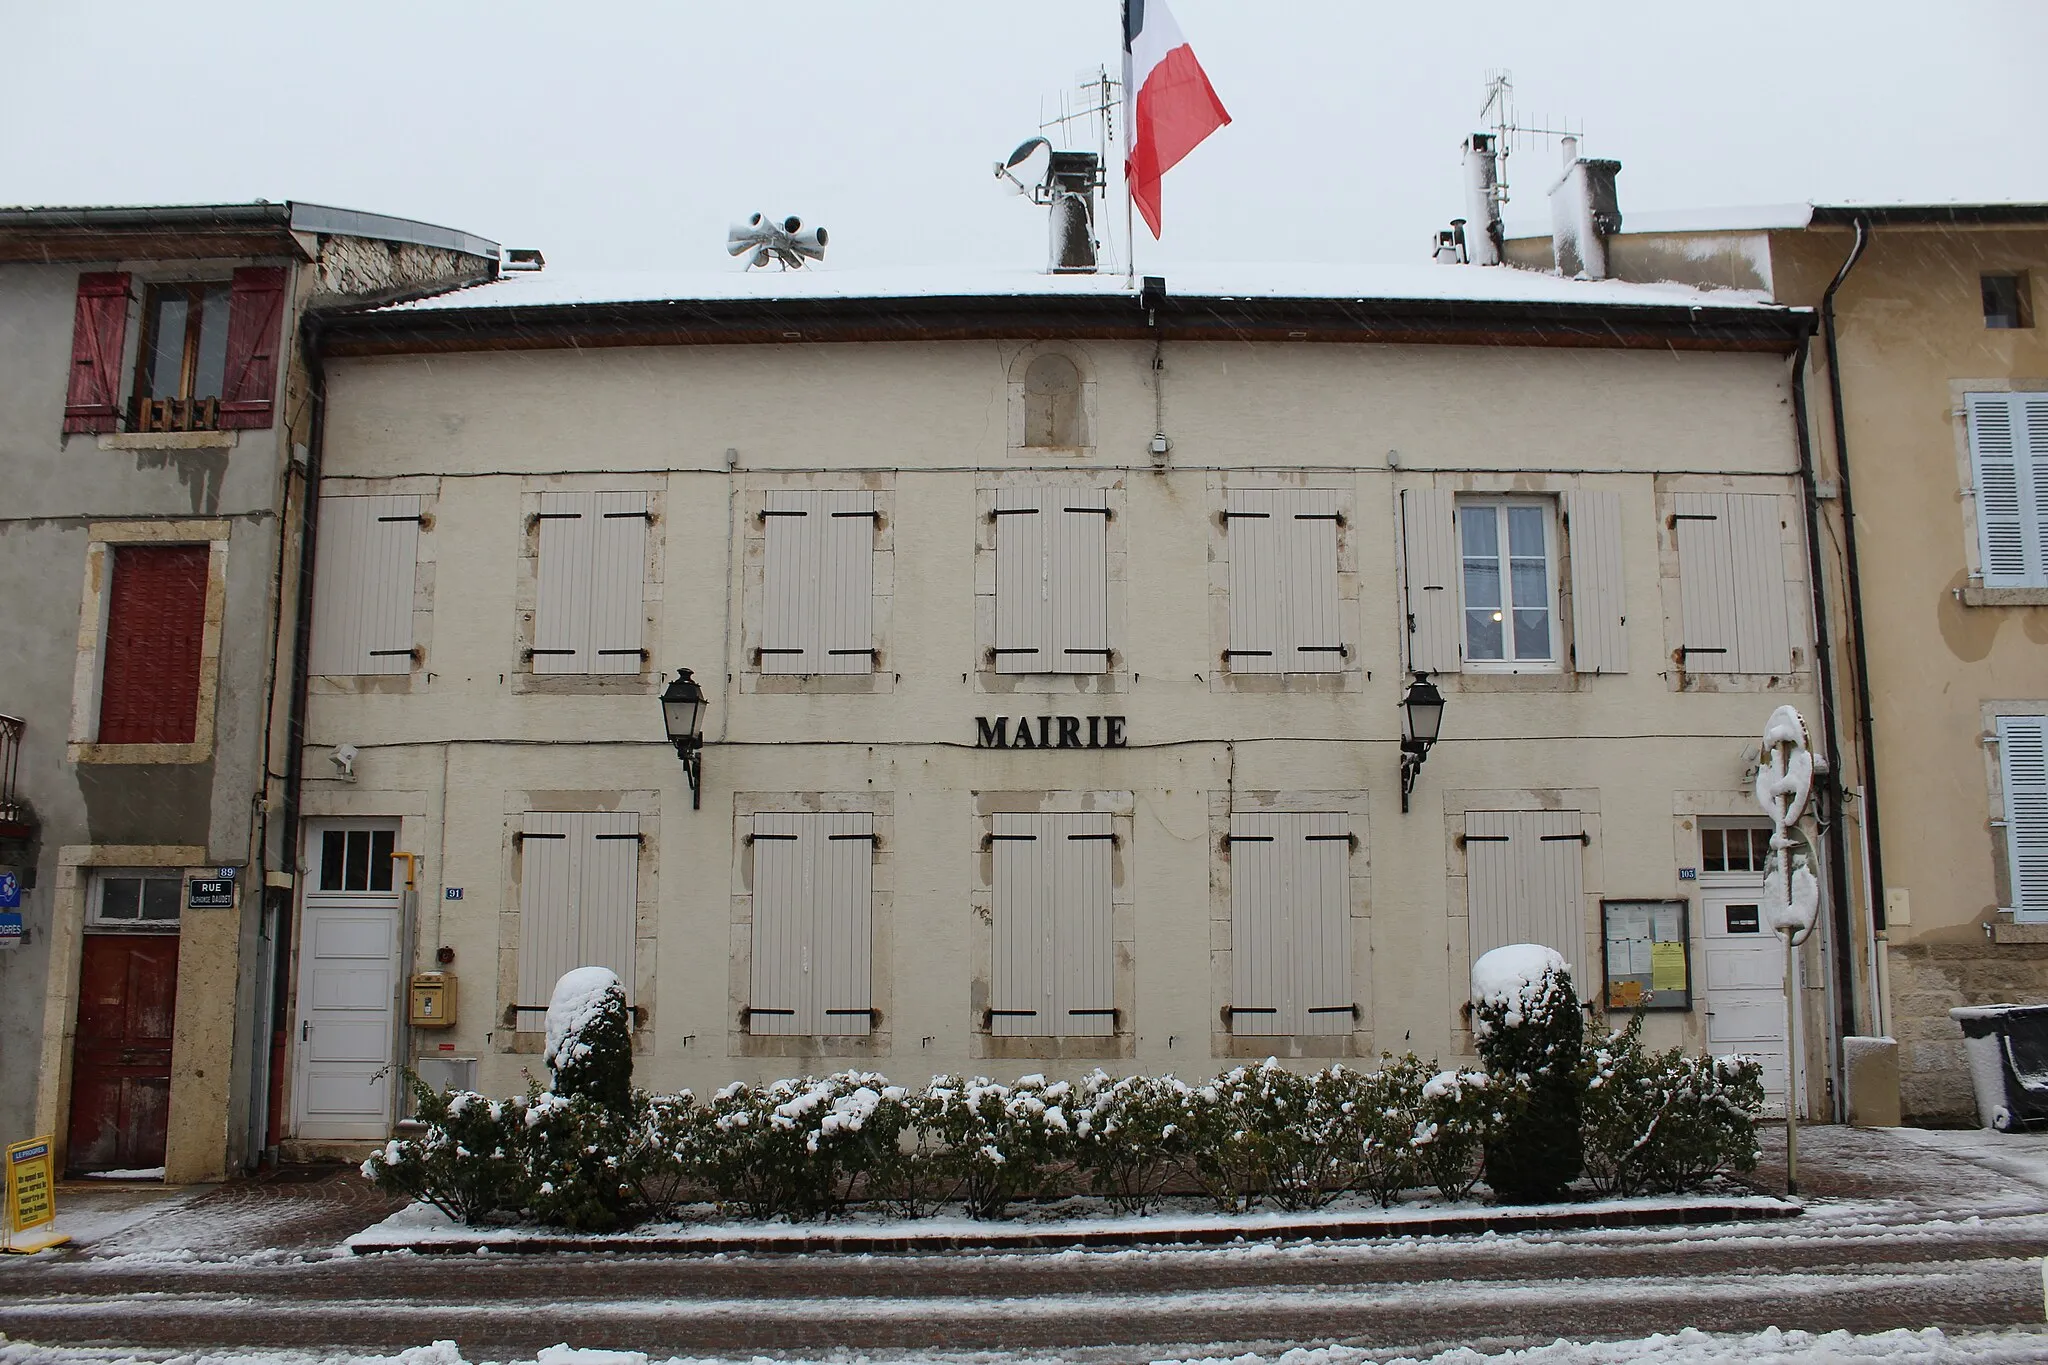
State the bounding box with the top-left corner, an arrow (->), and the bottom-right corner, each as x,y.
3,1126 -> 2048,1363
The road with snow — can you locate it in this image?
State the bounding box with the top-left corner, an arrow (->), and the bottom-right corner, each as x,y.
2,1127 -> 2046,1362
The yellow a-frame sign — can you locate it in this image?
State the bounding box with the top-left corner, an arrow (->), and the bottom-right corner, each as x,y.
4,1136 -> 70,1253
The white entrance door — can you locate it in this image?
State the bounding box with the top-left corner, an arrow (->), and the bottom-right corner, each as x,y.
293,823 -> 402,1140
1701,887 -> 1802,1118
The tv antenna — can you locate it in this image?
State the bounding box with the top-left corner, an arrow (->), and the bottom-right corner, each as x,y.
1477,70 -> 1583,213
1038,67 -> 1122,269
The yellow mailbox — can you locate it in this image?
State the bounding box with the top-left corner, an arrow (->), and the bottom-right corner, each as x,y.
408,972 -> 456,1029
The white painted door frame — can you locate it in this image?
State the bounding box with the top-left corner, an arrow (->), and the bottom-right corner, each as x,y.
291,819 -> 403,1141
1700,878 -> 1807,1119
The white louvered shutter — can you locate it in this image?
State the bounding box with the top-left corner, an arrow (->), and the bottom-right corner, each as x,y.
1465,810 -> 1586,990
748,813 -> 808,1034
309,494 -> 420,675
1402,489 -> 1460,672
1969,393 -> 2048,587
1564,490 -> 1628,674
578,812 -> 640,992
761,491 -> 875,674
1229,812 -> 1351,1035
2000,717 -> 2048,921
533,492 -> 595,673
588,492 -> 648,674
815,812 -> 875,1034
991,812 -> 1114,1037
517,813 -> 577,1009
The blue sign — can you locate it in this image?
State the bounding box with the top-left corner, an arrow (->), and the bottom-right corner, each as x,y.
0,872 -> 18,909
444,887 -> 464,900
0,912 -> 22,946
1678,868 -> 1698,882
217,866 -> 238,881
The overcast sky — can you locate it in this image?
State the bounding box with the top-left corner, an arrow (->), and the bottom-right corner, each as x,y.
4,0 -> 2042,277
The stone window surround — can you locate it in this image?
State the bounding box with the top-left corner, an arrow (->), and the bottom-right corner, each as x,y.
969,789 -> 1136,1062
513,476 -> 666,696
32,844 -> 215,1182
1208,788 -> 1374,1060
68,519 -> 231,766
1206,473 -> 1365,696
1005,341 -> 1098,456
1652,475 -> 1813,694
973,471 -> 1129,697
495,788 -> 662,1054
1442,788 -> 1603,1059
729,790 -> 895,1059
307,475 -> 442,697
737,472 -> 896,696
1950,379 -> 2048,607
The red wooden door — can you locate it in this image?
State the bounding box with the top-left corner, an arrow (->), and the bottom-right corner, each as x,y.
68,934 -> 180,1172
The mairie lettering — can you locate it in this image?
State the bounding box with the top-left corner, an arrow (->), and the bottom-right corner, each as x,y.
974,716 -> 1127,750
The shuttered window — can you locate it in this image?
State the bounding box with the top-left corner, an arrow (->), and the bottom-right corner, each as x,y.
1400,488 -> 1460,672
98,545 -> 209,745
310,495 -> 421,675
1967,393 -> 2048,588
990,812 -> 1114,1036
1228,811 -> 1352,1036
1564,489 -> 1629,674
761,491 -> 876,675
1998,716 -> 2048,923
533,491 -> 649,674
63,273 -> 131,434
749,812 -> 874,1034
993,487 -> 1110,673
1224,489 -> 1344,674
1458,498 -> 1557,667
1465,810 -> 1587,989
1673,492 -> 1792,674
516,812 -> 641,1010
218,267 -> 287,430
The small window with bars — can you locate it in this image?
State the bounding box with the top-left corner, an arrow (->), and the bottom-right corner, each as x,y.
90,870 -> 183,928
1700,822 -> 1772,874
317,828 -> 397,893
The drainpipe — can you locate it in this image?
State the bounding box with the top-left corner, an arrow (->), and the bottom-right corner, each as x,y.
1820,220 -> 1884,948
1791,332 -> 1858,1116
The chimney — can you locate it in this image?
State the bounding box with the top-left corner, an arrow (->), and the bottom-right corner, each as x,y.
1548,136 -> 1623,279
1461,134 -> 1503,266
1045,151 -> 1101,274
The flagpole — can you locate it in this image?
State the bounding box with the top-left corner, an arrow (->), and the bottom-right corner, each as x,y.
1120,1 -> 1135,287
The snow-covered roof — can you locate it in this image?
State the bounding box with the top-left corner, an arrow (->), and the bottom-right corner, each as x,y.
389,261 -> 1783,315
1507,199 -> 2048,241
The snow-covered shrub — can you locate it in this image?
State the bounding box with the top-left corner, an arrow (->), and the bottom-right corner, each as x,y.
1582,1013 -> 1764,1196
544,967 -> 634,1114
1338,1057 -> 1429,1209
517,1086 -> 647,1232
922,1073 -> 1077,1219
1071,1071 -> 1195,1214
361,1076 -> 530,1225
1178,1059 -> 1298,1212
1408,1064 -> 1495,1201
1471,944 -> 1585,1204
626,1088 -> 701,1218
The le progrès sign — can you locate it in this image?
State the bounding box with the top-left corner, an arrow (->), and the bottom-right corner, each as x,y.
4,1135 -> 68,1253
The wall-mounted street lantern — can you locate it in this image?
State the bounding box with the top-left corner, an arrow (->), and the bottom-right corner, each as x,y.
660,668 -> 709,809
1399,673 -> 1445,814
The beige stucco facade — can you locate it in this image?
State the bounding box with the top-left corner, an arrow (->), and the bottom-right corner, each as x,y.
285,314 -> 1826,1136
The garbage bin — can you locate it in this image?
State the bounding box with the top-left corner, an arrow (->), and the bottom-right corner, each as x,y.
1950,1004 -> 2048,1131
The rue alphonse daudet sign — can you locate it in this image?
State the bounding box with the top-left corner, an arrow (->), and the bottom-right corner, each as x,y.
974,716 -> 1128,750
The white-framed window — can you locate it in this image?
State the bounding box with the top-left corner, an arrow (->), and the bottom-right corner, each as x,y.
1699,819 -> 1773,875
993,487 -> 1110,674
1966,393 -> 2048,588
989,812 -> 1114,1036
1997,715 -> 2048,922
1227,811 -> 1352,1035
89,869 -> 183,929
315,826 -> 398,893
1459,498 -> 1557,669
759,491 -> 877,675
1223,489 -> 1345,674
747,811 -> 874,1034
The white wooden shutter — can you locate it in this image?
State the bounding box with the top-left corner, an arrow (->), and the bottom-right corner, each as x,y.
1051,490 -> 1111,672
1227,490 -> 1343,674
578,812 -> 640,993
1673,492 -> 1737,672
748,812 -> 873,1034
1999,716 -> 2048,921
1465,810 -> 1586,991
1226,491 -> 1286,675
1284,490 -> 1346,672
762,491 -> 875,675
589,492 -> 648,674
533,491 -> 594,673
518,812 -> 639,1011
1726,494 -> 1793,673
994,487 -> 1050,673
1968,393 -> 2048,587
1229,811 -> 1351,1035
1675,492 -> 1792,675
1402,488 -> 1460,672
1564,489 -> 1627,674
991,812 -> 1114,1037
309,494 -> 419,675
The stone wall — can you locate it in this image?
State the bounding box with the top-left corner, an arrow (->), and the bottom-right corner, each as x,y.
1892,935 -> 2048,1123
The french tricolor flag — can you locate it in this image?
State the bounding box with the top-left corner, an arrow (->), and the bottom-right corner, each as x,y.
1122,0 -> 1231,239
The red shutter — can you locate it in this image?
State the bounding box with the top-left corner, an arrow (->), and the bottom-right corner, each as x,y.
219,266 -> 288,430
62,272 -> 131,434
98,545 -> 210,745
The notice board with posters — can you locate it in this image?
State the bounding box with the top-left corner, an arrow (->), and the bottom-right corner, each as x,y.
1600,899 -> 1691,1011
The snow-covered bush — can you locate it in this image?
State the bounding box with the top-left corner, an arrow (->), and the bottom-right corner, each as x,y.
361,1077 -> 530,1225
544,967 -> 634,1113
629,1089 -> 703,1219
1315,1062 -> 1416,1210
1071,1071 -> 1194,1214
1177,1059 -> 1297,1212
922,1073 -> 1077,1219
1471,944 -> 1585,1204
1408,1063 -> 1495,1201
517,1086 -> 647,1231
1582,1013 -> 1764,1196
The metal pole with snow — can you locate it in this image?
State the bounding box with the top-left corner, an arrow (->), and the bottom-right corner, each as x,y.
1755,705 -> 1819,1195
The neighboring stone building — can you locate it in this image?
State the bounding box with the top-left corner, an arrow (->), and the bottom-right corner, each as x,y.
1508,194 -> 2048,1122
0,203 -> 499,1179
272,263 -> 1824,1152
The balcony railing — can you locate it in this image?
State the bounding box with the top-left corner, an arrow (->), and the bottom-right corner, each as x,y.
126,396 -> 221,433
0,714 -> 28,836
